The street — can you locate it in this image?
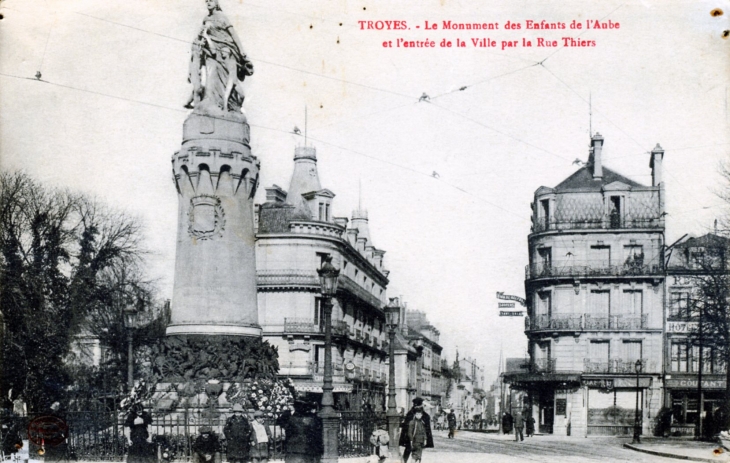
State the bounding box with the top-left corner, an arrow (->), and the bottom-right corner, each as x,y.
426,430 -> 685,463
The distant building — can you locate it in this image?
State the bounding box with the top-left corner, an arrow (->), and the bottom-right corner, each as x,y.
405,310 -> 444,408
664,233 -> 729,436
506,134 -> 666,437
256,145 -> 390,410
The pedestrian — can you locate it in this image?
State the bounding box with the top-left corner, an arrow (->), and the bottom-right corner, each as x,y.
446,410 -> 457,439
126,404 -> 154,463
223,404 -> 252,463
399,398 -> 433,463
192,426 -> 221,463
369,424 -> 389,462
407,408 -> 431,463
525,413 -> 535,438
502,412 -> 513,435
514,411 -> 524,442
276,400 -> 323,463
249,410 -> 272,463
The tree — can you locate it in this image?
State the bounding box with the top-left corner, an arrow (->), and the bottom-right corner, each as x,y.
684,234 -> 730,433
0,171 -> 154,411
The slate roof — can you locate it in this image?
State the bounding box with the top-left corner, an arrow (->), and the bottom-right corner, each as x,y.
554,165 -> 644,191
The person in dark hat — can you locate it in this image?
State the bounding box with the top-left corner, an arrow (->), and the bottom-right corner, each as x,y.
224,404 -> 252,463
192,426 -> 221,463
276,400 -> 322,463
398,398 -> 433,463
126,403 -> 154,463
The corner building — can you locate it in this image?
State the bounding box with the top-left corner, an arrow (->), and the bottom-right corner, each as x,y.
506,134 -> 666,437
255,146 -> 390,410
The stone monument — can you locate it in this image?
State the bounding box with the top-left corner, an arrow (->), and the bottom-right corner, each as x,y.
168,0 -> 259,337
130,2 -> 294,419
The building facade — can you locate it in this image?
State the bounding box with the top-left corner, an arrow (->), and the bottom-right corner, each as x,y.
506,134 -> 666,437
255,145 -> 390,410
405,310 -> 444,407
664,233 -> 729,436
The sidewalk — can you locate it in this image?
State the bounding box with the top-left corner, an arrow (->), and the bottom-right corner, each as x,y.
624,437 -> 729,463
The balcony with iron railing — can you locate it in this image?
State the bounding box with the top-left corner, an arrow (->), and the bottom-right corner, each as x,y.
526,260 -> 663,280
526,313 -> 649,332
583,358 -> 657,374
532,215 -> 663,234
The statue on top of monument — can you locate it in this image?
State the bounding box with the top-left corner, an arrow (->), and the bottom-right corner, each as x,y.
186,0 -> 254,117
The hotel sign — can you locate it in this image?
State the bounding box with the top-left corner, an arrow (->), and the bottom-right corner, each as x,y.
667,322 -> 698,333
499,302 -> 516,308
666,378 -> 726,389
500,311 -> 524,317
496,292 -> 526,307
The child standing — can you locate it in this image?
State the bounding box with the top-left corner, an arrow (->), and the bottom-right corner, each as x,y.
407,410 -> 429,463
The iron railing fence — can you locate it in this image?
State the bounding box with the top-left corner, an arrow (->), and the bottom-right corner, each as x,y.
526,261 -> 663,280
532,217 -> 663,233
583,358 -> 656,374
3,407 -> 384,461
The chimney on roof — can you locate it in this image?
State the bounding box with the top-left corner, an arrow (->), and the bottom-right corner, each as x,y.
589,133 -> 604,179
650,143 -> 664,187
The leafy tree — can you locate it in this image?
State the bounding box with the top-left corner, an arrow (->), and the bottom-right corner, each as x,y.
0,172 -> 154,411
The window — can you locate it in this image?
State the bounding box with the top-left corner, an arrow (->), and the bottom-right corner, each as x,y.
671,341 -> 689,372
589,245 -> 611,269
314,297 -> 324,330
589,290 -> 610,316
325,203 -> 330,221
609,196 -> 622,228
316,252 -> 330,268
536,291 -> 551,317
624,245 -> 645,270
589,341 -> 610,362
670,292 -> 690,319
537,247 -> 552,274
621,290 -> 643,316
319,203 -> 325,221
688,247 -> 706,269
622,340 -> 642,362
540,199 -> 550,228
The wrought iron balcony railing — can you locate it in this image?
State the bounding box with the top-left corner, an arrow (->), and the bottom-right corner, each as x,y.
526,260 -> 663,280
527,313 -> 649,331
583,358 -> 656,374
532,217 -> 663,234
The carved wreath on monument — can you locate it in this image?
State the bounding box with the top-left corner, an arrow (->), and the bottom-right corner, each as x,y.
188,195 -> 225,240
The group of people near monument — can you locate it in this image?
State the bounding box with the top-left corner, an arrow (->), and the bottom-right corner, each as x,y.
501,411 -> 536,441
125,399 -> 325,463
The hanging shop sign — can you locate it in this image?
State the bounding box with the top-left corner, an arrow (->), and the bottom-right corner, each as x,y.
496,292 -> 526,307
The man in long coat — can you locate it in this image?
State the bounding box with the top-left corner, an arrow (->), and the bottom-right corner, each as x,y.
398,398 -> 433,463
276,401 -> 323,463
224,404 -> 252,463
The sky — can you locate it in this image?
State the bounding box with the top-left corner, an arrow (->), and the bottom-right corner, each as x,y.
1,0 -> 729,386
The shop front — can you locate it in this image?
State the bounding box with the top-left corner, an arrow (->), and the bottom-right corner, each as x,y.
503,372 -> 581,436
585,376 -> 651,436
665,376 -> 726,437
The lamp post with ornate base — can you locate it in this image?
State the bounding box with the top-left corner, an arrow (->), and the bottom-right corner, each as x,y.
385,298 -> 401,461
318,257 -> 340,463
123,304 -> 140,391
632,359 -> 643,444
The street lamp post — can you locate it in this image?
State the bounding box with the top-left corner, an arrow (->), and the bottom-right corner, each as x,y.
385,298 -> 401,459
317,256 -> 340,463
122,305 -> 139,391
632,359 -> 643,444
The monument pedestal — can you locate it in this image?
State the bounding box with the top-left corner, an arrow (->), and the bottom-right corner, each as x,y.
168,113 -> 261,337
